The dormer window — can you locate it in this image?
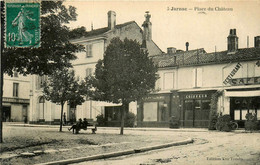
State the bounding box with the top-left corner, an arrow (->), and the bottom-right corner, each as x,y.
86,44 -> 93,58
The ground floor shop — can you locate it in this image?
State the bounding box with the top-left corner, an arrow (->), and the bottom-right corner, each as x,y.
225,87 -> 260,127
137,92 -> 179,127
178,90 -> 215,128
137,91 -> 214,128
2,97 -> 29,122
137,86 -> 260,128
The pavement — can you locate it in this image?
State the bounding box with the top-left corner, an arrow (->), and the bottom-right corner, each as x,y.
6,122 -> 209,132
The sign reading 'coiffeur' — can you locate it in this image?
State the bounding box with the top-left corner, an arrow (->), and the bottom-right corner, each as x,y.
185,94 -> 208,99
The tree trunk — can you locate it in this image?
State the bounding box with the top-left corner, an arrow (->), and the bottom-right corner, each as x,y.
0,1 -> 4,143
120,104 -> 126,135
59,102 -> 64,132
0,72 -> 3,143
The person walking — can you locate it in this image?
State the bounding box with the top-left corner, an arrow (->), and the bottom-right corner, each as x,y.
63,112 -> 67,126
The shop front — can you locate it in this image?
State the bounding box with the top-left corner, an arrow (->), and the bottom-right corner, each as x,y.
137,93 -> 171,127
225,88 -> 260,127
179,90 -> 216,128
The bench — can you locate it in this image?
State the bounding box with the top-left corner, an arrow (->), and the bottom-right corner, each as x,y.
80,123 -> 97,134
53,119 -> 60,125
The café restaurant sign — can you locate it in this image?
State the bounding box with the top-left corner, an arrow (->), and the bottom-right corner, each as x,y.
223,63 -> 242,85
230,76 -> 260,85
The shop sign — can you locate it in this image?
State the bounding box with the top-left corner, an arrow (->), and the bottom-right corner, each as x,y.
223,63 -> 242,85
144,95 -> 165,101
185,94 -> 208,99
3,97 -> 29,104
230,77 -> 260,85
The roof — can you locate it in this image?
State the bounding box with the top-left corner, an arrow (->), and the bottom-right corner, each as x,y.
74,21 -> 136,40
152,49 -> 206,68
153,47 -> 260,68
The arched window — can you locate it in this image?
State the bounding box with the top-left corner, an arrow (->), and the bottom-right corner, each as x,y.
39,96 -> 45,103
38,96 -> 45,120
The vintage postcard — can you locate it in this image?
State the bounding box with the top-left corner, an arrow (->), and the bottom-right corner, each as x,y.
1,0 -> 260,165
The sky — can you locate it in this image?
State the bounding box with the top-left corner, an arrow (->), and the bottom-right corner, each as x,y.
64,0 -> 260,53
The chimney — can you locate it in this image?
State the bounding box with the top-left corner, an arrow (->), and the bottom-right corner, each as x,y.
185,42 -> 189,51
108,11 -> 116,29
142,11 -> 152,41
167,47 -> 176,54
227,29 -> 238,52
255,36 -> 260,48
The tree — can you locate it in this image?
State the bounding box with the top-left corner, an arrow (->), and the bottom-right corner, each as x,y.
43,68 -> 86,132
86,37 -> 158,135
0,1 -> 85,142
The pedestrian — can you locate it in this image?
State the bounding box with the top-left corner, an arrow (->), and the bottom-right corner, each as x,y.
63,112 -> 66,126
68,118 -> 83,134
24,116 -> 28,124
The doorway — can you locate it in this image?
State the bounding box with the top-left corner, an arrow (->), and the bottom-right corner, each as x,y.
3,106 -> 11,122
184,99 -> 210,127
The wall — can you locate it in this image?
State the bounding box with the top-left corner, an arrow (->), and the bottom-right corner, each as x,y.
3,74 -> 30,99
3,74 -> 30,122
106,23 -> 162,56
158,60 -> 260,91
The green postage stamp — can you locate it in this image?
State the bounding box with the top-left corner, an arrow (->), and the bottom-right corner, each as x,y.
5,2 -> 40,48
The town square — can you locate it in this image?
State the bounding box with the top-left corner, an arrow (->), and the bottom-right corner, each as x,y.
0,0 -> 260,164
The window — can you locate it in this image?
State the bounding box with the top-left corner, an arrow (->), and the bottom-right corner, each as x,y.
36,75 -> 47,89
86,44 -> 93,58
143,102 -> 158,121
192,68 -> 203,87
13,83 -> 19,97
86,68 -> 92,77
163,72 -> 174,90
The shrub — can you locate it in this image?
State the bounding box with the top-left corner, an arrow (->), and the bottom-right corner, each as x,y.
96,114 -> 106,126
208,111 -> 218,130
124,112 -> 136,127
169,116 -> 180,129
245,113 -> 258,131
208,90 -> 223,130
216,114 -> 232,132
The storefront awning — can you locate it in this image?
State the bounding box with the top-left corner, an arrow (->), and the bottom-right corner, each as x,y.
225,90 -> 260,97
178,87 -> 219,92
95,101 -> 122,107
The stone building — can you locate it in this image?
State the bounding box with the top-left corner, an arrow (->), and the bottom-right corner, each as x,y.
3,73 -> 30,122
29,11 -> 162,124
137,29 -> 260,128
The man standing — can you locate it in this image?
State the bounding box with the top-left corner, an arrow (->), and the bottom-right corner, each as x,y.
63,112 -> 66,126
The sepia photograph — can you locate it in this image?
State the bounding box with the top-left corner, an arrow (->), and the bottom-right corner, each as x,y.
0,0 -> 260,164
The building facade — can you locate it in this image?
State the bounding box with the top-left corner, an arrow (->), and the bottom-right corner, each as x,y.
29,11 -> 162,124
137,30 -> 260,128
3,73 -> 30,122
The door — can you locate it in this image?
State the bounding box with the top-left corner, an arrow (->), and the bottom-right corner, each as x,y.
184,100 -> 194,127
184,99 -> 210,127
3,106 -> 11,122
